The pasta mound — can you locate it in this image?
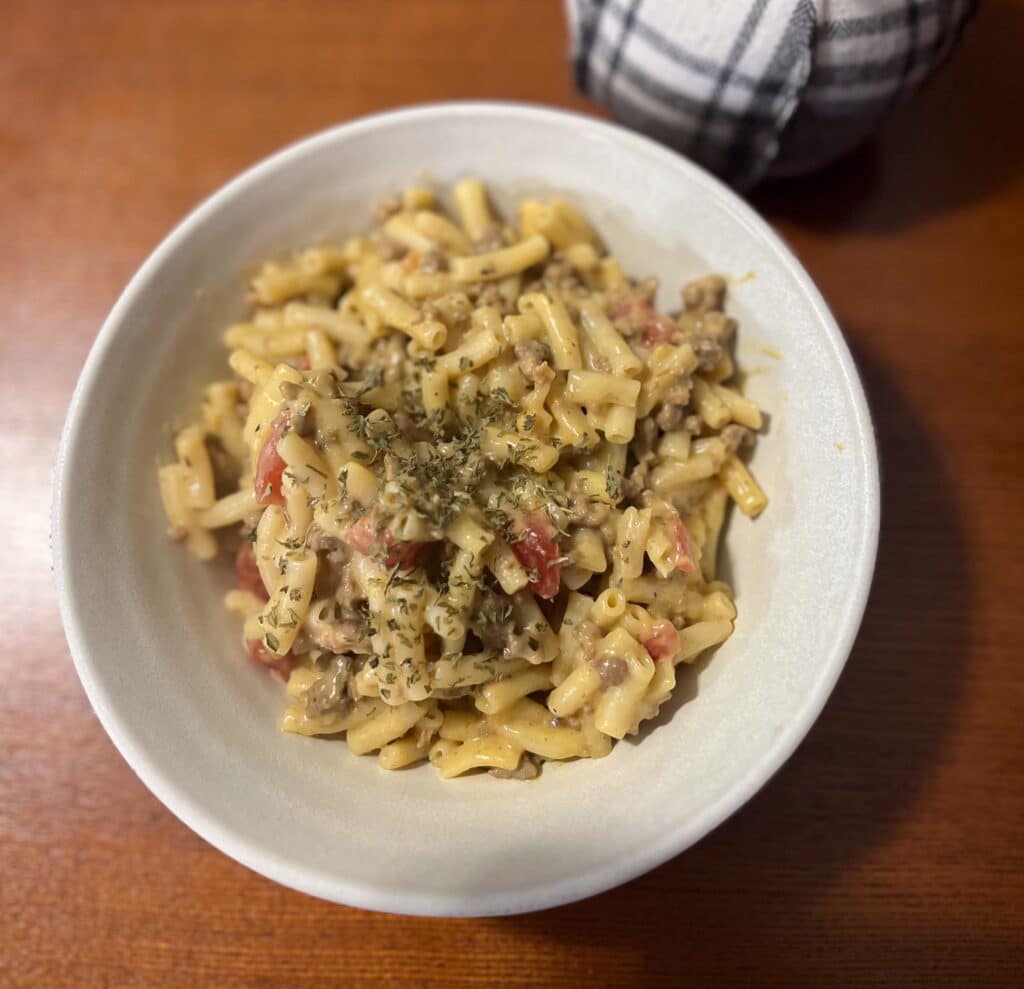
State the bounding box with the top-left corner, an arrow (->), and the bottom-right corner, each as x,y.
158,180 -> 767,779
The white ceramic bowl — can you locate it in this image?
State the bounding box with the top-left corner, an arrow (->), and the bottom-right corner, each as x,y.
53,102 -> 878,916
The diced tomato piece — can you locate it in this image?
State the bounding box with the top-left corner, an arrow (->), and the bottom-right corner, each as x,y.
511,513 -> 562,600
254,412 -> 292,506
642,312 -> 679,348
295,356 -> 311,371
341,516 -> 422,570
245,638 -> 297,679
388,541 -> 424,571
644,619 -> 679,662
340,516 -> 378,555
669,515 -> 698,574
235,542 -> 268,600
612,296 -> 677,347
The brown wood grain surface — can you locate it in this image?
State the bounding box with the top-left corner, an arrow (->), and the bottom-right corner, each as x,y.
3,1 -> 1023,985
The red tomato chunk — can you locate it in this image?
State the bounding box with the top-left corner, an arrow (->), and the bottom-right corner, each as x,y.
341,516 -> 422,570
512,513 -> 562,600
612,296 -> 677,347
644,619 -> 679,662
235,542 -> 268,600
245,638 -> 296,679
253,412 -> 292,506
670,515 -> 698,574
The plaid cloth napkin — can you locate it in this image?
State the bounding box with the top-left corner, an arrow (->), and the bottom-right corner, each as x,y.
566,0 -> 979,188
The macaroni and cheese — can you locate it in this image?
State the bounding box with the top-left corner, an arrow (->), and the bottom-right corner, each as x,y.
158,180 -> 767,779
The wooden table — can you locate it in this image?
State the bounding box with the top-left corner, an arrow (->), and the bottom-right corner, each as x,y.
4,2 -> 1022,985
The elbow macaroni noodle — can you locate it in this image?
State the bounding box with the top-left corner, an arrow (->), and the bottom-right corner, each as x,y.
159,181 -> 767,779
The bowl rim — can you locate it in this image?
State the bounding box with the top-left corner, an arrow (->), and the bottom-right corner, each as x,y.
52,99 -> 880,916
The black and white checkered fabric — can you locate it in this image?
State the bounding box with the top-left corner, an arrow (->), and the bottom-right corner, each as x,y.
566,0 -> 979,188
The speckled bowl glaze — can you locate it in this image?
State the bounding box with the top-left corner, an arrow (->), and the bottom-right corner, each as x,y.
53,102 -> 879,916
